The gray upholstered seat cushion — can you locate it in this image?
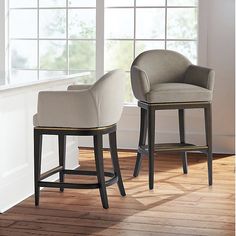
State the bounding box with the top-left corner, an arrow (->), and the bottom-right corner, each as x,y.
146,83 -> 213,103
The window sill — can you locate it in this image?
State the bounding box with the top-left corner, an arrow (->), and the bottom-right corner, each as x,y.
0,72 -> 89,92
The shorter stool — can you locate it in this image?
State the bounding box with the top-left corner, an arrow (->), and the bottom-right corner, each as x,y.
33,70 -> 126,209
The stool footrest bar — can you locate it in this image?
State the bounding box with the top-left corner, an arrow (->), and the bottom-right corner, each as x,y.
40,166 -> 63,181
62,169 -> 114,178
38,170 -> 118,189
39,181 -> 99,189
139,143 -> 208,154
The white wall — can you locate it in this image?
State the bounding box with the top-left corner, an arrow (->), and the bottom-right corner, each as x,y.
78,0 -> 235,154
0,79 -> 80,213
206,0 -> 235,153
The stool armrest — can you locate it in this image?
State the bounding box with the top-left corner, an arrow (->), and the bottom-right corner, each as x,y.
67,84 -> 92,90
37,90 -> 98,128
184,65 -> 215,90
131,66 -> 151,101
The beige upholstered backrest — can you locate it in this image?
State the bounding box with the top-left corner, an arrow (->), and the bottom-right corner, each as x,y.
34,69 -> 125,128
90,69 -> 125,127
131,50 -> 191,86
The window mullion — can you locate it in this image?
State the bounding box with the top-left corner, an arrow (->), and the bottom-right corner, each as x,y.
66,0 -> 69,75
37,0 -> 39,80
133,0 -> 136,59
0,0 -> 6,80
96,0 -> 104,80
197,0 -> 207,66
6,0 -> 10,83
165,0 -> 168,50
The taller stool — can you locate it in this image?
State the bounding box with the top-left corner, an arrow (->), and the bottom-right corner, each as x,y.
130,50 -> 215,190
33,70 -> 126,209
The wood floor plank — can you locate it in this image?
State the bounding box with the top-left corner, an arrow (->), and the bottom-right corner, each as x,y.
0,150 -> 234,236
9,220 -> 234,236
9,205 -> 235,224
2,212 -> 234,231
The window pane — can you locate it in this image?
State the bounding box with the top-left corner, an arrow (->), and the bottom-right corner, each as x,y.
136,0 -> 165,6
39,10 -> 66,38
69,9 -> 96,39
39,70 -> 67,80
40,40 -> 67,70
10,70 -> 38,84
105,9 -> 134,39
167,8 -> 197,39
10,0 -> 37,8
69,0 -> 96,7
0,71 -> 6,86
105,0 -> 134,7
167,41 -> 197,63
105,40 -> 133,71
10,10 -> 37,38
136,9 -> 165,39
39,0 -> 66,7
11,40 -> 37,69
136,41 -> 165,56
167,0 -> 197,6
69,41 -> 96,70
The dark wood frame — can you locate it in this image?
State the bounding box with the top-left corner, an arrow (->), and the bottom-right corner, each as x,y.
133,101 -> 213,190
34,124 -> 126,209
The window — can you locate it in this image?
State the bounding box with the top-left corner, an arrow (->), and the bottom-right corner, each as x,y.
9,0 -> 96,84
104,0 -> 198,103
8,0 -> 198,103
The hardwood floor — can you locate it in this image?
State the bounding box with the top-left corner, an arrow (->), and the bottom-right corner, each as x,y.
0,149 -> 235,235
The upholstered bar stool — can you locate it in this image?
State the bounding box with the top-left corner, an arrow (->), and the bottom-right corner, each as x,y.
131,50 -> 215,190
33,70 -> 126,209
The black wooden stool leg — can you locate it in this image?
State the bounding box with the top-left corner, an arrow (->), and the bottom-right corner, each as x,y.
34,129 -> 42,206
59,135 -> 66,192
134,108 -> 148,177
94,134 -> 109,209
204,104 -> 213,186
178,109 -> 188,174
109,131 -> 126,196
148,107 -> 155,190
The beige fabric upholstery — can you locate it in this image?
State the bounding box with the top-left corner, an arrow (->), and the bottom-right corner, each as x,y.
67,84 -> 92,90
131,50 -> 215,103
146,83 -> 212,103
34,69 -> 125,128
184,65 -> 215,90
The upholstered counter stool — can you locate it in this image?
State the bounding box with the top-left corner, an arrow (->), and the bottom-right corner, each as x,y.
33,70 -> 126,209
131,50 -> 215,190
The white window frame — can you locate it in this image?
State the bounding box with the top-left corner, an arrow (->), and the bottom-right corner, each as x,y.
197,0 -> 208,66
0,0 -> 8,83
